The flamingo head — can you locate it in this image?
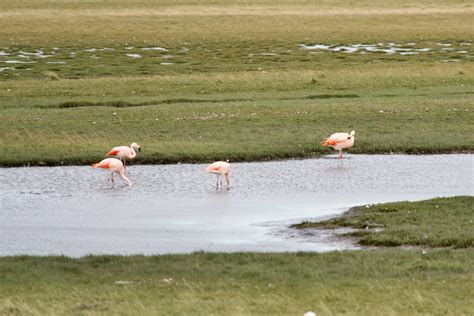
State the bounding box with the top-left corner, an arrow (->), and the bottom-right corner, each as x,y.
131,142 -> 141,152
350,130 -> 355,137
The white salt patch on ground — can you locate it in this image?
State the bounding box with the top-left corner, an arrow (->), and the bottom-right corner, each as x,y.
248,53 -> 278,57
2,60 -> 35,64
162,55 -> 175,59
0,67 -> 14,72
84,48 -> 114,52
125,47 -> 134,50
300,44 -> 330,50
141,47 -> 168,51
460,43 -> 471,46
399,52 -> 419,55
126,54 -> 142,58
437,43 -> 452,46
47,61 -> 67,64
0,51 -> 10,56
160,62 -> 174,65
301,43 -> 436,55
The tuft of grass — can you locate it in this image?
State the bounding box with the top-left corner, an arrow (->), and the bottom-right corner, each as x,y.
292,196 -> 474,248
45,71 -> 60,81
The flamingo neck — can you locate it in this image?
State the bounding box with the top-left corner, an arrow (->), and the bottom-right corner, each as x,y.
130,144 -> 136,157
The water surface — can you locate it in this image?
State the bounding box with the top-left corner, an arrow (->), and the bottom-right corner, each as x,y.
1,155 -> 472,257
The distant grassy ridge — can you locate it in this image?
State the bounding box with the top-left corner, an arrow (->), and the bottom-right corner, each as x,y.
293,196 -> 474,248
1,0 -> 472,47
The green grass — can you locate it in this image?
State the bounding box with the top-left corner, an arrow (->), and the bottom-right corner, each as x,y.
1,197 -> 473,315
1,71 -> 472,166
293,196 -> 474,248
1,250 -> 473,315
1,0 -> 473,166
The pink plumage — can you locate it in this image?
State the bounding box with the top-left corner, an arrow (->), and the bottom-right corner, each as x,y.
106,142 -> 141,167
206,161 -> 231,190
92,158 -> 132,187
321,130 -> 355,159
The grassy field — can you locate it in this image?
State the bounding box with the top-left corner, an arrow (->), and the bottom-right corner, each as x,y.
293,196 -> 474,248
1,250 -> 473,315
1,197 -> 473,314
1,0 -> 473,166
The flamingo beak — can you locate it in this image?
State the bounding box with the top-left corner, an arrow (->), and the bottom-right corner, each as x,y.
138,147 -> 141,152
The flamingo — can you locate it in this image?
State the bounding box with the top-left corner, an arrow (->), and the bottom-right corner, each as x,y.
206,160 -> 231,190
321,130 -> 355,159
106,143 -> 141,167
92,158 -> 132,187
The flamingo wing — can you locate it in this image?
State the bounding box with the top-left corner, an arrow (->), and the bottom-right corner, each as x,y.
107,146 -> 130,157
321,132 -> 350,147
92,159 -> 111,169
107,149 -> 120,156
206,162 -> 222,172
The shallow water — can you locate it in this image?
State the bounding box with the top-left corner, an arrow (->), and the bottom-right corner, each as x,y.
1,155 -> 472,257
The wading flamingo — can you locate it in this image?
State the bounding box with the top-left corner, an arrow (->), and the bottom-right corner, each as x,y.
321,130 -> 355,159
206,160 -> 231,190
92,158 -> 132,187
106,143 -> 141,167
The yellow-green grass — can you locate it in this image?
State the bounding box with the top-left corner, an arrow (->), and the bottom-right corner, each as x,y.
1,0 -> 473,165
1,250 -> 473,315
293,196 -> 474,248
2,91 -> 473,166
1,0 -> 473,47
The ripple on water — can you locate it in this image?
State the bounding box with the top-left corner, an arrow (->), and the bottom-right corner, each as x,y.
0,155 -> 473,256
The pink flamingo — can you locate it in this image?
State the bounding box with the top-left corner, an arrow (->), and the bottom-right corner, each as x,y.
92,158 -> 132,187
106,143 -> 141,167
321,130 -> 355,159
206,160 -> 231,190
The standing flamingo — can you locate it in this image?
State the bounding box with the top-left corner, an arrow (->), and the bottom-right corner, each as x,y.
92,158 -> 132,187
321,130 -> 355,159
206,160 -> 231,190
106,142 -> 141,167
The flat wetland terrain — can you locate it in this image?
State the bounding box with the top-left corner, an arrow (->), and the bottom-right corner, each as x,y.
1,1 -> 473,315
0,0 -> 473,166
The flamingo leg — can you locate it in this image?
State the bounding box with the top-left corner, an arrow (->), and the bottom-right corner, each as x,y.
111,172 -> 115,187
220,175 -> 223,188
119,171 -> 132,187
216,174 -> 219,189
225,173 -> 230,191
339,149 -> 343,160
